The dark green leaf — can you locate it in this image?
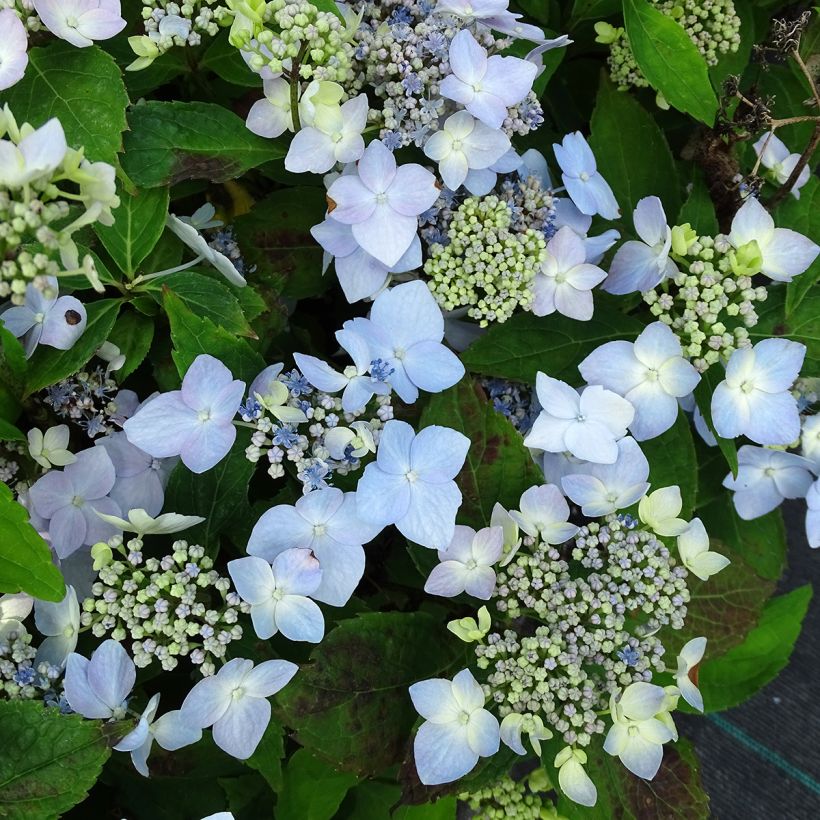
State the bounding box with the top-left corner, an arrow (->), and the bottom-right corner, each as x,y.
462,308 -> 644,385
277,749 -> 357,820
622,0 -> 718,125
698,585 -> 812,712
0,484 -> 65,601
2,43 -> 129,165
0,419 -> 24,442
200,33 -> 263,87
692,364 -> 738,477
0,328 -> 26,422
24,299 -> 122,396
277,612 -> 455,776
244,717 -> 285,793
589,75 -> 681,220
163,289 -> 265,383
234,187 -> 328,299
569,0 -> 621,26
420,379 -> 542,528
0,701 -> 115,820
678,170 -> 718,235
392,798 -> 457,819
95,187 -> 170,276
776,177 -> 820,316
107,308 -> 155,382
708,0 -> 755,86
121,101 -> 286,188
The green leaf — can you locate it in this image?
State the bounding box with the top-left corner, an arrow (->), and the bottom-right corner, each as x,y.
776,177 -> 820,316
277,749 -> 357,820
622,0 -> 718,125
692,364 -> 738,477
420,380 -> 542,529
0,701 -> 116,820
2,43 -> 129,166
589,75 -> 681,221
0,419 -> 24,443
199,33 -> 263,87
24,299 -> 122,396
461,308 -> 644,385
677,170 -> 718,236
0,328 -> 26,423
163,289 -> 265,383
146,272 -> 254,337
277,612 -> 455,776
392,798 -> 457,820
569,0 -> 621,26
0,484 -> 65,601
234,187 -> 329,299
698,496 -> 786,581
95,187 -> 170,276
556,738 -> 710,819
163,433 -> 255,550
640,409 -> 698,516
698,585 -> 812,712
107,308 -> 155,382
121,101 -> 286,188
244,718 -> 285,793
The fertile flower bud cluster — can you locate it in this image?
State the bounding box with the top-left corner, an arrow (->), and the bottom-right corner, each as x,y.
477,516 -> 690,746
241,366 -> 392,492
480,378 -> 538,435
461,771 -> 555,820
0,625 -> 62,702
81,537 -> 249,676
601,0 -> 741,94
138,1 -> 229,56
643,230 -> 766,371
0,440 -> 25,487
423,188 -> 550,326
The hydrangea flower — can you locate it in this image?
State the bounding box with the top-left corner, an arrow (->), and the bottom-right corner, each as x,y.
28,425 -> 75,470
801,415 -> 820,470
246,78 -> 292,138
676,518 -> 729,581
423,110 -> 511,191
0,117 -> 67,189
33,0 -> 126,48
28,446 -> 121,558
531,226 -> 607,321
727,197 -> 819,282
603,682 -> 673,779
552,132 -> 619,220
285,94 -> 369,174
603,197 -> 678,294
34,585 -> 79,669
166,212 -> 247,286
440,30 -> 537,129
345,281 -> 465,403
675,637 -> 707,712
555,746 -> 597,807
180,657 -> 298,759
1,276 -> 87,358
509,484 -> 579,544
247,487 -> 378,607
560,437 -> 650,516
124,355 -> 245,474
64,639 -> 135,720
424,525 -> 503,600
409,668 -> 500,785
579,322 -> 700,441
0,9 -> 28,92
95,509 -> 205,537
722,446 -> 813,520
0,593 -> 33,635
523,373 -> 634,464
638,486 -> 689,536
113,693 -> 201,777
326,140 -> 439,267
434,0 -> 553,43
752,133 -> 811,199
711,339 -> 805,445
551,198 -> 620,264
805,479 -> 820,549
96,431 -> 177,517
356,420 -> 470,549
228,550 -> 324,643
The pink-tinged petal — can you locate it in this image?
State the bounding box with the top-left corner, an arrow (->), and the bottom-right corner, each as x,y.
449,29 -> 487,85
75,6 -> 126,40
64,654 -> 112,718
353,204 -> 418,267
390,164 -> 439,216
179,420 -> 237,474
424,561 -> 469,597
272,548 -> 322,596
554,283 -> 594,321
212,696 -> 270,760
87,639 -> 135,711
531,273 -> 557,316
546,225 -> 587,270
326,174 -> 377,224
463,566 -> 497,599
124,393 -> 198,459
69,446 -> 117,499
414,721 -> 478,785
274,595 -> 324,642
48,506 -> 87,558
228,556 -> 276,605
180,354 -> 234,410
398,479 -> 461,549
632,196 -> 668,247
243,659 -> 299,698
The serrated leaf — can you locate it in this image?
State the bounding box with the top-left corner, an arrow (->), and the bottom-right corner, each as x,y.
420,379 -> 542,528
0,701 -> 114,820
95,187 -> 170,276
163,289 -> 265,383
121,101 -> 286,188
107,308 -> 155,382
589,75 -> 681,221
24,299 -> 122,396
277,612 -> 455,777
622,0 -> 718,125
277,749 -> 358,820
146,271 -> 254,337
3,43 -> 128,166
678,170 -> 718,236
692,364 -> 738,477
0,484 -> 65,601
698,585 -> 812,712
461,309 -> 644,385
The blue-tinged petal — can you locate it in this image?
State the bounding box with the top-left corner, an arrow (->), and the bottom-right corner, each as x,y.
272,548 -> 322,597
274,595 -> 324,642
124,393 -> 198,459
744,390 -> 800,446
403,340 -> 465,394
87,640 -> 135,712
466,708 -> 500,757
64,654 -> 112,719
408,679 -> 460,722
414,721 -> 478,785
247,504 -> 315,560
603,241 -> 665,294
293,353 -> 348,393
212,695 -> 270,760
355,463 -> 411,526
398,479 -> 461,549
179,420 -> 236,474
751,338 -> 805,393
410,425 -> 470,482
375,419 -> 415,474
243,659 -> 299,698
228,556 -> 276,605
